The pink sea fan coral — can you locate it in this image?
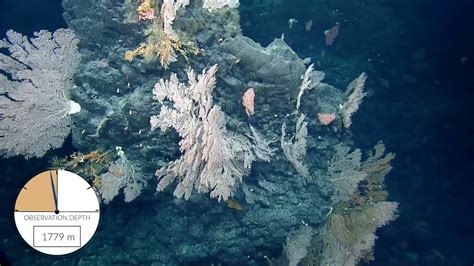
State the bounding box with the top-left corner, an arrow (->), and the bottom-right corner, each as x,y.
242,88 -> 255,116
138,9 -> 155,20
324,23 -> 340,46
317,113 -> 336,125
137,0 -> 156,21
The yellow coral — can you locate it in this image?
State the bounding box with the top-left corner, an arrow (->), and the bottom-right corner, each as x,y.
125,23 -> 200,68
225,199 -> 243,211
125,43 -> 147,62
125,2 -> 200,68
91,166 -> 103,189
92,175 -> 102,189
54,150 -> 112,183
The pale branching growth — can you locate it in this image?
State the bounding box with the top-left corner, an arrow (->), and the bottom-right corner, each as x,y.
362,141 -> 396,183
328,144 -> 367,203
284,226 -> 314,266
0,29 -> 81,158
360,141 -> 396,201
328,142 -> 395,203
150,65 -> 274,201
125,0 -> 197,69
281,114 -> 309,177
161,0 -> 178,36
246,125 -> 277,163
341,72 -> 367,128
203,0 -> 239,12
99,148 -> 145,204
161,0 -> 190,36
296,63 -> 325,110
319,142 -> 398,264
319,202 -> 398,265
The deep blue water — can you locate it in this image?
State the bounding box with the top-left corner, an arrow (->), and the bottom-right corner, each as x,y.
1,0 -> 473,265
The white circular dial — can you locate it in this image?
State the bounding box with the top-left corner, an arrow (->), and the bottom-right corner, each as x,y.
14,169 -> 100,255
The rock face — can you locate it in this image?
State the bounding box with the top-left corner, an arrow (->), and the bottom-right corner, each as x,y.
219,36 -> 306,86
61,0 -> 341,264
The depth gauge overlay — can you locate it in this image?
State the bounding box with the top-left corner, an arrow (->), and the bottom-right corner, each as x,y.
14,169 -> 100,255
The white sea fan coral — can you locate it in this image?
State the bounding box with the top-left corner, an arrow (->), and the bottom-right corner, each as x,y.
319,202 -> 398,265
295,63 -> 325,110
161,0 -> 190,36
328,144 -> 367,203
0,29 -> 81,158
281,114 -> 310,177
150,65 -> 274,201
341,72 -> 367,128
99,149 -> 145,204
284,226 -> 314,266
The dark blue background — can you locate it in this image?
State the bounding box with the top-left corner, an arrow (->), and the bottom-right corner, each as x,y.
1,0 -> 473,265
0,0 -> 65,35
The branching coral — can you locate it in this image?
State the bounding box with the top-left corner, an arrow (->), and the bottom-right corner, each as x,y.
150,65 -> 275,201
125,0 -> 199,68
308,142 -> 398,265
51,150 -> 112,185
